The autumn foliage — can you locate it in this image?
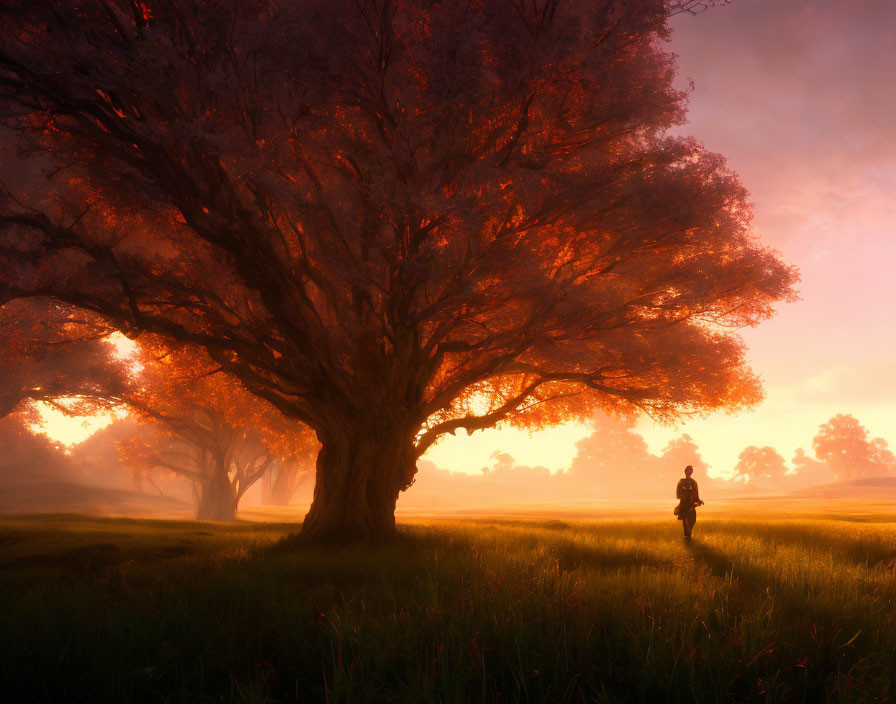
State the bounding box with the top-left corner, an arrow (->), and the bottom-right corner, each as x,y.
0,0 -> 796,540
0,297 -> 126,420
733,445 -> 788,485
812,414 -> 895,480
119,339 -> 317,520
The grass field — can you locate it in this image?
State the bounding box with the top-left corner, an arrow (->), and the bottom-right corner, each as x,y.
2,506 -> 896,703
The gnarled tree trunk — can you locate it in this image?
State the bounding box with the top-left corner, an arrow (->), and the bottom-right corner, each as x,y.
300,423 -> 417,543
196,462 -> 236,521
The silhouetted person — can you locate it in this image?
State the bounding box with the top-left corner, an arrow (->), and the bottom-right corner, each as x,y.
675,465 -> 704,540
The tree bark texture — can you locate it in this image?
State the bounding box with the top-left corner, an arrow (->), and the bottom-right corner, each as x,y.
300,423 -> 417,543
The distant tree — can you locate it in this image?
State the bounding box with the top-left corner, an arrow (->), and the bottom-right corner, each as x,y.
869,438 -> 896,475
656,433 -> 711,484
66,416 -> 191,496
261,456 -> 317,507
789,447 -> 833,488
812,415 -> 894,480
407,454 -> 565,509
483,452 -> 553,482
120,340 -> 317,520
0,411 -> 68,484
66,416 -> 142,490
569,414 -> 658,494
732,445 -> 787,485
0,298 -> 126,420
0,0 -> 796,541
120,426 -> 273,520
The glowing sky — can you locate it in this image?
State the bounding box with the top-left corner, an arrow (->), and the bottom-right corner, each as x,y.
31,334 -> 136,447
34,0 -> 896,480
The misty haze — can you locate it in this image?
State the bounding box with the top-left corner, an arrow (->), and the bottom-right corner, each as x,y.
1,0 -> 895,702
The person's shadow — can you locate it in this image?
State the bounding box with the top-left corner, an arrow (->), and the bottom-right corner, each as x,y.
684,538 -> 738,580
684,538 -> 776,598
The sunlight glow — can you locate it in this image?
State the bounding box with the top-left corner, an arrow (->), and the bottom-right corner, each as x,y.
30,402 -> 127,447
107,331 -> 138,359
28,332 -> 137,447
422,422 -> 592,474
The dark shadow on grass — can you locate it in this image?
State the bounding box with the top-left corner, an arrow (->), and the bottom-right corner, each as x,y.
0,513 -> 302,535
553,538 -> 676,572
268,522 -> 458,556
0,541 -> 197,573
686,538 -> 803,598
684,539 -> 737,580
0,542 -> 125,572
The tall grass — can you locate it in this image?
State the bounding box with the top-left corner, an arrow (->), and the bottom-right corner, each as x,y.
2,513 -> 896,702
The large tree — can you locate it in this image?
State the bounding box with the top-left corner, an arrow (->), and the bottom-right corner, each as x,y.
0,0 -> 795,540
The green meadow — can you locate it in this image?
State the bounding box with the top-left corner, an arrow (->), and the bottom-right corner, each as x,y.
2,506 -> 896,703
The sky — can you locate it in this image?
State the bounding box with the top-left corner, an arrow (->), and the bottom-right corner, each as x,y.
34,0 -> 896,480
